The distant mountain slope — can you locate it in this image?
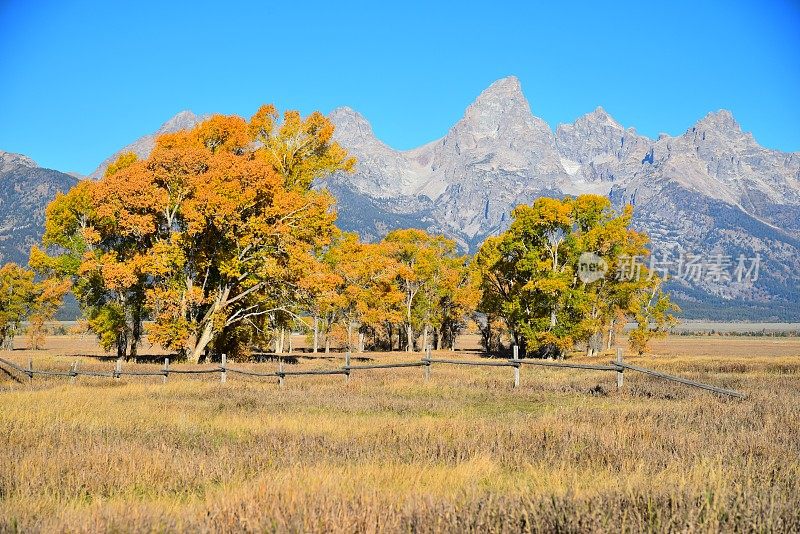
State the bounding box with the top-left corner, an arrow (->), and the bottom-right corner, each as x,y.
0,110 -> 208,265
88,110 -> 209,179
0,150 -> 77,265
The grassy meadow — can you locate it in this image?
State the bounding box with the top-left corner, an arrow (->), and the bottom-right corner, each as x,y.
0,335 -> 799,532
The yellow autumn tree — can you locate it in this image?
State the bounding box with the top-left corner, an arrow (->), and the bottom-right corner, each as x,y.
124,108 -> 352,362
29,177 -> 143,360
320,233 -> 404,352
0,263 -> 68,350
35,105 -> 354,363
474,194 -> 677,357
382,229 -> 475,352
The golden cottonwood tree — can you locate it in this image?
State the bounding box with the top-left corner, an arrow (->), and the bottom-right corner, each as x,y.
36,106 -> 353,362
300,253 -> 344,354
430,256 -> 480,350
26,277 -> 71,350
320,233 -> 404,352
383,229 -> 474,352
142,109 -> 352,361
356,241 -> 405,351
29,177 -> 143,359
0,263 -> 36,349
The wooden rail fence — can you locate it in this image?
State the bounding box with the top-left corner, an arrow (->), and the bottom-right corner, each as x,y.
0,347 -> 746,398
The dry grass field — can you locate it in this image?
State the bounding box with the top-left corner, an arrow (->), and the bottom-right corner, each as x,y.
1,334 -> 799,532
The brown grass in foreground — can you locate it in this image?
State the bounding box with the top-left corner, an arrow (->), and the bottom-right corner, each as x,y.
0,336 -> 799,533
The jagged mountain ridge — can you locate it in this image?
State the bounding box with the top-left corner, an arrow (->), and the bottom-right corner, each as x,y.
329,77 -> 799,245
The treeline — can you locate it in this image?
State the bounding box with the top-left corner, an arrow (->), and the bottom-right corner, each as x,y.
675,330 -> 800,337
0,105 -> 675,361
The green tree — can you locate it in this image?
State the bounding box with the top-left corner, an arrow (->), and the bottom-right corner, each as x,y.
475,195 -> 676,358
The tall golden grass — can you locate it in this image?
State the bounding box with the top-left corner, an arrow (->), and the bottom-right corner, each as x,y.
0,337 -> 799,532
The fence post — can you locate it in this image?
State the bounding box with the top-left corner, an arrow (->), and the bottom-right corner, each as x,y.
221,354 -> 227,384
70,361 -> 78,385
28,358 -> 33,385
345,351 -> 351,384
163,358 -> 169,384
278,359 -> 285,388
616,348 -> 624,390
513,345 -> 520,388
424,345 -> 431,381
115,359 -> 121,380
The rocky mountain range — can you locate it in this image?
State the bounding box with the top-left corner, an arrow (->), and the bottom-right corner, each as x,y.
2,76 -> 799,319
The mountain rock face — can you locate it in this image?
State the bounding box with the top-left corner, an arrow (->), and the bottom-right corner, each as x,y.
0,150 -> 37,173
89,111 -> 209,179
0,151 -> 77,265
329,78 -> 574,249
325,77 -> 800,319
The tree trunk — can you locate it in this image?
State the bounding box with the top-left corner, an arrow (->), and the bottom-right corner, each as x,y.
116,330 -> 128,362
325,335 -> 330,354
593,331 -> 603,356
189,321 -> 214,364
128,300 -> 143,362
422,325 -> 429,352
276,328 -> 285,354
129,319 -> 140,364
405,294 -> 414,352
358,331 -> 365,353
313,316 -> 319,353
347,321 -> 353,352
128,336 -> 138,362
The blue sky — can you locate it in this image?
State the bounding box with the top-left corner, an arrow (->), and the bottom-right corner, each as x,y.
1,0 -> 798,174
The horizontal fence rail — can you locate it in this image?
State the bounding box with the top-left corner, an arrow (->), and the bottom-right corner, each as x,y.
345,361 -> 426,371
615,361 -> 747,399
0,350 -> 746,399
423,357 -> 516,367
513,359 -> 620,371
